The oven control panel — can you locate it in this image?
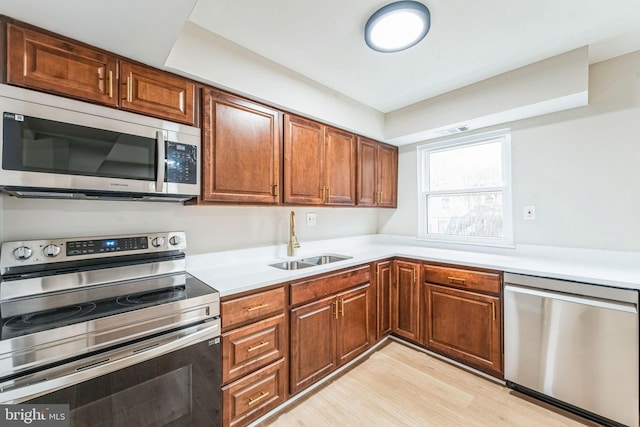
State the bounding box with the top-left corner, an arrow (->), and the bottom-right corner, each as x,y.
0,231 -> 187,272
66,236 -> 149,256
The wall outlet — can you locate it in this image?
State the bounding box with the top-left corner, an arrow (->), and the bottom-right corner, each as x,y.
306,213 -> 317,226
523,205 -> 536,220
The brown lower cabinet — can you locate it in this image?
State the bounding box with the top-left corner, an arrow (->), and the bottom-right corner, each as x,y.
221,286 -> 287,427
422,264 -> 503,378
375,260 -> 393,339
289,266 -> 373,395
391,260 -> 421,343
222,359 -> 287,427
220,261 -> 503,426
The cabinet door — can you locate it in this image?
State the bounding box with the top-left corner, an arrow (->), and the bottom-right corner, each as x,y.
120,61 -> 195,125
392,261 -> 421,343
376,261 -> 393,339
425,284 -> 502,377
202,89 -> 280,204
290,295 -> 337,394
377,143 -> 398,208
356,137 -> 378,206
284,114 -> 324,204
324,127 -> 356,205
7,24 -> 118,106
336,284 -> 371,366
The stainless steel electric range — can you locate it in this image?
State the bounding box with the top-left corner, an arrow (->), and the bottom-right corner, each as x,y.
0,231 -> 221,426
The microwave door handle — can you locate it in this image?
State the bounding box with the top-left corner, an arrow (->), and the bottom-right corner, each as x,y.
156,131 -> 166,193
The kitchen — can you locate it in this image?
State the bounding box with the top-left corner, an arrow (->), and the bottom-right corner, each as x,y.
0,0 -> 639,426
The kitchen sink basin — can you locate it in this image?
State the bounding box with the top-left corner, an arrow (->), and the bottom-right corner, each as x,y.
269,260 -> 316,270
269,254 -> 352,270
299,254 -> 352,265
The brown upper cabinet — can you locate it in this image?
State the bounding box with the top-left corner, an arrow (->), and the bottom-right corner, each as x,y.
357,137 -> 398,208
201,88 -> 281,204
284,114 -> 356,206
6,23 -> 118,107
120,61 -> 195,125
5,21 -> 196,125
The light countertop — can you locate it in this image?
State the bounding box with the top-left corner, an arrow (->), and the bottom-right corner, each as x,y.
186,234 -> 640,297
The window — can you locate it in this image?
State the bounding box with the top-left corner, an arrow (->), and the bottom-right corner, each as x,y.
417,129 -> 513,247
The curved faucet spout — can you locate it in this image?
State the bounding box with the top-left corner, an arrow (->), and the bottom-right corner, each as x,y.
287,211 -> 301,257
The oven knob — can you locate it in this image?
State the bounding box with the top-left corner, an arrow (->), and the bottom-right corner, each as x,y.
12,246 -> 33,261
43,244 -> 61,257
169,236 -> 182,246
151,237 -> 165,248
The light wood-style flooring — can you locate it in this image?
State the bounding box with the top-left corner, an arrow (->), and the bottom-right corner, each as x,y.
256,340 -> 600,426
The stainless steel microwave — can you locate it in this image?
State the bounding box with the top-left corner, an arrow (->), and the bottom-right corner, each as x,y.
0,85 -> 200,202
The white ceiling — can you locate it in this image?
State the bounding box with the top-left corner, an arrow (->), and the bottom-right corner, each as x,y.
1,0 -> 640,113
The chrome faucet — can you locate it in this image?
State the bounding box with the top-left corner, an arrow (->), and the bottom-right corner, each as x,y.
287,211 -> 301,256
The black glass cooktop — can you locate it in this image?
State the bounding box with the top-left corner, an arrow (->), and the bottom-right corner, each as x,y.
0,274 -> 215,340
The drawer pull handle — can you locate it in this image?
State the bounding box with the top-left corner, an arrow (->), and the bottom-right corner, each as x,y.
248,391 -> 270,406
448,276 -> 466,285
246,303 -> 269,312
247,341 -> 270,352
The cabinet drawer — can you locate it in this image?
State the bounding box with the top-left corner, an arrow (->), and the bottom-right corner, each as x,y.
222,314 -> 286,385
222,287 -> 285,330
423,265 -> 501,295
222,359 -> 286,427
290,266 -> 370,307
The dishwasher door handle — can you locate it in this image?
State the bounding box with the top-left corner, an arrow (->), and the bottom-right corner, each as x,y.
504,284 -> 638,313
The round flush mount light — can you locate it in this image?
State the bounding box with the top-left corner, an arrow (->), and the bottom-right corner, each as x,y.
365,1 -> 431,53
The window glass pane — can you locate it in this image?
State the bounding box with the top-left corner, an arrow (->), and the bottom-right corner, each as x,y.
427,192 -> 503,238
429,141 -> 502,191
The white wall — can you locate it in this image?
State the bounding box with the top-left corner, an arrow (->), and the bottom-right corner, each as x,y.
379,51 -> 640,252
166,22 -> 385,141
1,198 -> 378,255
385,48 -> 589,145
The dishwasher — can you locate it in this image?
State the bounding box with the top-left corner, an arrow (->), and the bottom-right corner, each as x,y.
504,273 -> 638,427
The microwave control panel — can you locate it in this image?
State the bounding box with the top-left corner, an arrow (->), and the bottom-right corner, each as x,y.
166,142 -> 197,184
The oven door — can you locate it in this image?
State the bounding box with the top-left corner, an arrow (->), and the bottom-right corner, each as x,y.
0,320 -> 221,427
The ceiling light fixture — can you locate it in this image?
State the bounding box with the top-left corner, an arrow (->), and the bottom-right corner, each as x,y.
365,1 -> 431,53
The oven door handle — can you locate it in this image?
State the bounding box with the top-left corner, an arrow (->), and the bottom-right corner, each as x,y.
0,320 -> 220,404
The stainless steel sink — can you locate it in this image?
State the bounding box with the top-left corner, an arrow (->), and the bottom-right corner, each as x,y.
299,254 -> 352,265
269,260 -> 316,270
269,254 -> 352,270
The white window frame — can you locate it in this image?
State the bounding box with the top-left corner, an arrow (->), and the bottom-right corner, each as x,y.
417,129 -> 513,247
